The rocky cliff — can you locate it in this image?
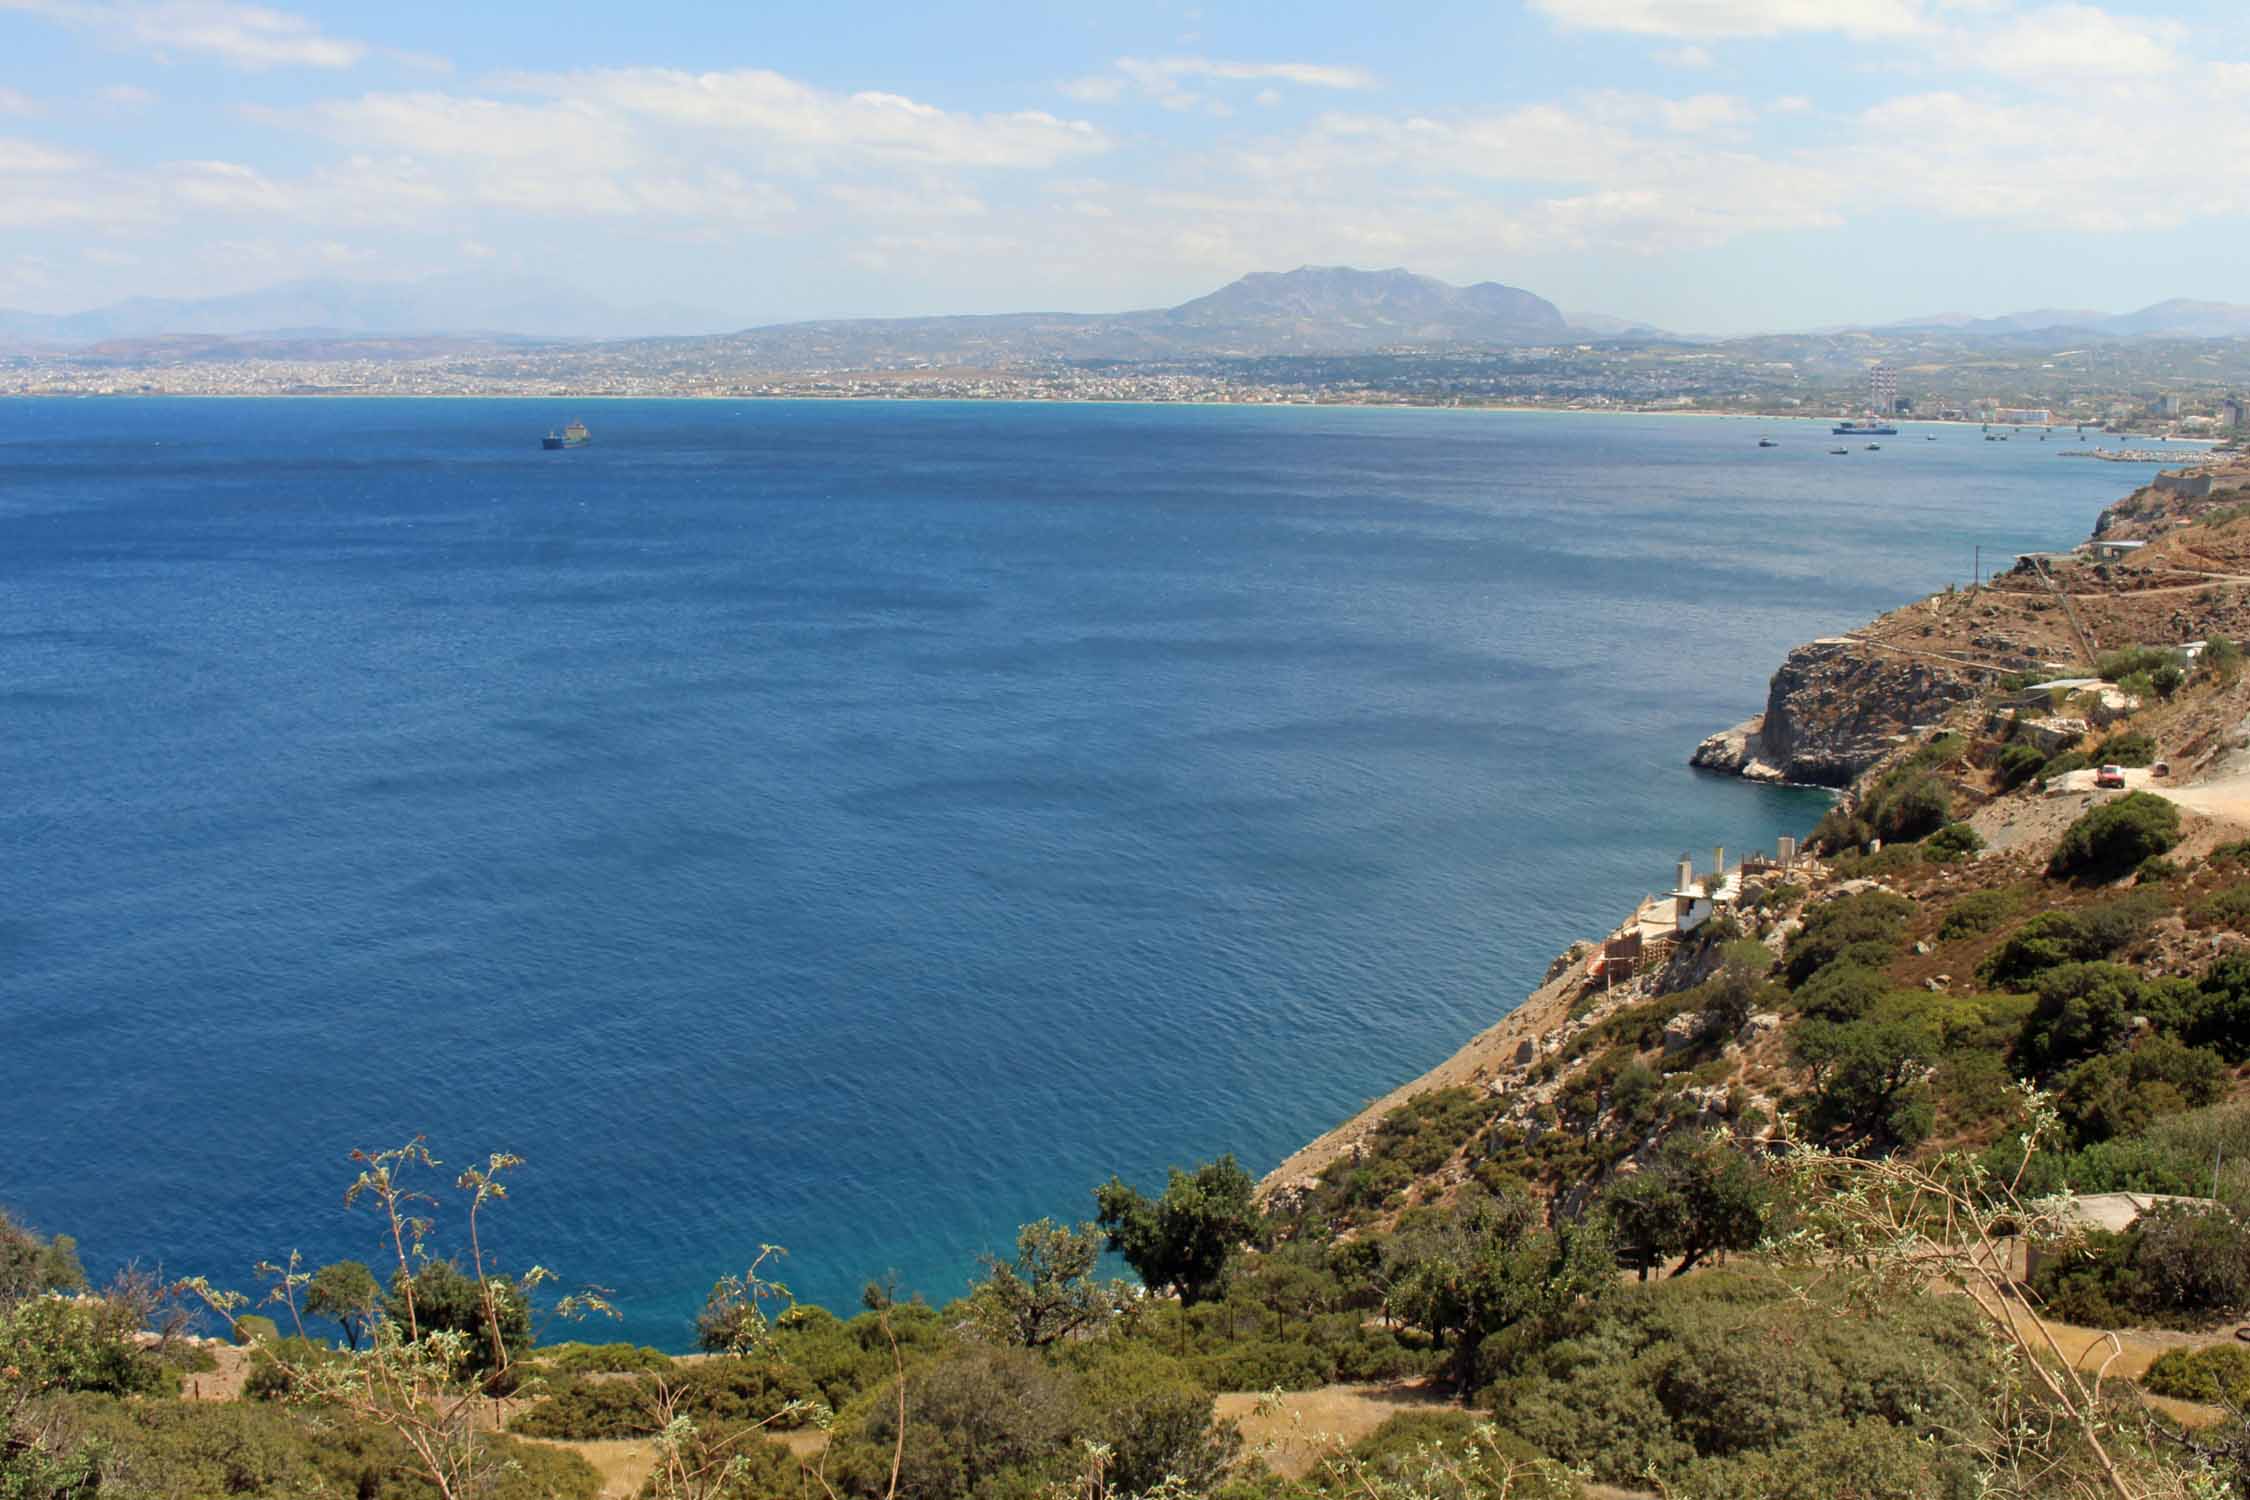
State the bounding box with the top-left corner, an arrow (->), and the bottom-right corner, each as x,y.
1691,636 -> 1983,787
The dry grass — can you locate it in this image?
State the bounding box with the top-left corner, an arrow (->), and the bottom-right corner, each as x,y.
1217,1380 -> 1456,1480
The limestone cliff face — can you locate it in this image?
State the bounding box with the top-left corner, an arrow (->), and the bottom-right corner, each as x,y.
1691,636 -> 1981,788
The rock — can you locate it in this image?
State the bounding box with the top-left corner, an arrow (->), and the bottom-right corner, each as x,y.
1735,1011 -> 1783,1045
1691,636 -> 1982,787
1913,940 -> 1933,956
1512,1038 -> 1537,1068
1662,1012 -> 1705,1053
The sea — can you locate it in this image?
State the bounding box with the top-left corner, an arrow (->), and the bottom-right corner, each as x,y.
0,399 -> 2148,1344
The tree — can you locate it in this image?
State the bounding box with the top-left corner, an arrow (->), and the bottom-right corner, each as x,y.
1093,1156 -> 1261,1306
1794,1018 -> 1937,1149
383,1259 -> 530,1379
1602,1133 -> 1771,1281
1377,1186 -> 1614,1390
1699,943 -> 1779,1042
967,1218 -> 1129,1349
303,1261 -> 379,1350
0,1210 -> 86,1308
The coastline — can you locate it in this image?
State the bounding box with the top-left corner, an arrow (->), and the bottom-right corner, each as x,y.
0,387 -> 2226,445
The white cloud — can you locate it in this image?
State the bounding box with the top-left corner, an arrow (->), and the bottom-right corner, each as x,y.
94,82 -> 156,107
494,68 -> 1109,169
826,180 -> 987,219
1655,44 -> 1714,67
0,87 -> 37,116
1963,3 -> 2181,78
1117,57 -> 1378,90
1770,94 -> 1811,111
1658,93 -> 1752,132
0,137 -> 90,171
0,0 -> 371,69
1528,0 -> 1930,39
268,92 -> 634,169
1057,75 -> 1126,103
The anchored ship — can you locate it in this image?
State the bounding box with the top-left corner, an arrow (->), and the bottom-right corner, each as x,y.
1831,420 -> 1899,437
541,419 -> 591,451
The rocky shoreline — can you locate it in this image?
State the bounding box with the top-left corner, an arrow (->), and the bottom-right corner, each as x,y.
1688,634 -> 1986,787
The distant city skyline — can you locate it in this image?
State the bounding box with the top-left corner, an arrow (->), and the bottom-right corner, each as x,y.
2,0 -> 2245,335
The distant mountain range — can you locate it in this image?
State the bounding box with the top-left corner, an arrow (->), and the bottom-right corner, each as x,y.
594,266 -> 1576,369
12,266 -> 2250,364
1875,299 -> 2250,339
0,272 -> 732,345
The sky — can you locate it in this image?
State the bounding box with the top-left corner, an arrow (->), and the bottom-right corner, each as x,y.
2,0 -> 2247,334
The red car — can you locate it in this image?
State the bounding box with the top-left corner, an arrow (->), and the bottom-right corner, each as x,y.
2095,765 -> 2127,789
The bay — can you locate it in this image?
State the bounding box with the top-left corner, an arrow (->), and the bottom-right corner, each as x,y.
0,399 -> 2139,1342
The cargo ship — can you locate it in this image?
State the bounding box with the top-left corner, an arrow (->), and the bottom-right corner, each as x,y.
541,419 -> 590,450
1831,420 -> 1899,437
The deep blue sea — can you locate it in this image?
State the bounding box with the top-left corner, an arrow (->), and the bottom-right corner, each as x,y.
0,399 -> 2144,1343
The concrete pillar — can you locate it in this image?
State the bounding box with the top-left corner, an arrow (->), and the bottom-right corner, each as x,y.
1778,835 -> 1798,867
1676,856 -> 1695,892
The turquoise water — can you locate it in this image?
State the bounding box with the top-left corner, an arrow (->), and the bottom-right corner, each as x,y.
0,400 -> 2135,1342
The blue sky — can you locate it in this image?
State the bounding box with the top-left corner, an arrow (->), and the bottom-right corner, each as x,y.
2,0 -> 2245,332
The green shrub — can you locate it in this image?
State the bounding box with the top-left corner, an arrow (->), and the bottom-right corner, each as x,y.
2049,793 -> 2181,881
2097,730 -> 2158,768
1939,889 -> 2018,940
2096,646 -> 2181,684
231,1315 -> 279,1347
2052,1037 -> 2230,1145
2142,1345 -> 2250,1405
537,1340 -> 677,1374
1978,891 -> 2166,990
1783,890 -> 1913,987
1922,823 -> 1985,862
1997,742 -> 2049,789
2031,1206 -> 2250,1329
2189,884 -> 2250,931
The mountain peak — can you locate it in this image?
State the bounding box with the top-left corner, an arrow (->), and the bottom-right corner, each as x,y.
1161,265 -> 1567,347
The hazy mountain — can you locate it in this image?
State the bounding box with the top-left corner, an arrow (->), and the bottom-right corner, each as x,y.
1876,301 -> 2250,339
0,272 -> 733,345
2105,299 -> 2250,338
598,266 -> 1573,368
1153,266 -> 1566,348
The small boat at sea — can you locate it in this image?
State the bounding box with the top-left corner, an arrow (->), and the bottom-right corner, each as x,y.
1758,438 -> 1778,447
1865,443 -> 1881,451
541,419 -> 591,451
1829,447 -> 1850,455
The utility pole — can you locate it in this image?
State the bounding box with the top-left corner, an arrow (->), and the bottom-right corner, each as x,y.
1973,545 -> 1981,592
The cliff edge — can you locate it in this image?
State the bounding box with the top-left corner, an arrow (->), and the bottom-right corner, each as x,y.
1690,635 -> 1987,787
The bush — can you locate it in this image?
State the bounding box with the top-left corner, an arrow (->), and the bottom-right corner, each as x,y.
1996,742 -> 2050,789
2097,730 -> 2159,767
1485,1274 -> 1991,1494
1922,823 -> 1985,863
2142,1345 -> 2250,1405
1939,889 -> 2018,940
2189,884 -> 2250,931
2096,646 -> 2180,684
1794,963 -> 1892,1023
1978,891 -> 2166,990
536,1340 -> 676,1374
231,1315 -> 279,1347
2052,1038 -> 2229,1145
2049,793 -> 2181,881
1783,890 -> 1913,987
2031,1206 -> 2250,1329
